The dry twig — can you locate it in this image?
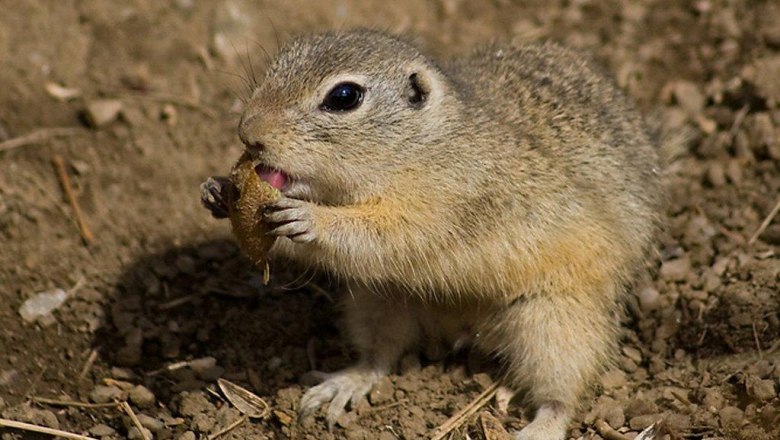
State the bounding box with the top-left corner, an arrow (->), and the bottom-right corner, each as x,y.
430,382 -> 499,440
748,195 -> 780,245
52,154 -> 95,245
32,396 -> 120,409
121,401 -> 150,440
0,417 -> 98,440
79,349 -> 99,379
594,418 -> 631,440
207,415 -> 247,440
0,127 -> 84,152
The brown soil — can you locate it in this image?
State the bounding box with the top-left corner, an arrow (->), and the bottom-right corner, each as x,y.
1,1 -> 779,439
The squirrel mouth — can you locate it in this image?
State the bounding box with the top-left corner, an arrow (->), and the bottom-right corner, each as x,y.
254,164 -> 288,190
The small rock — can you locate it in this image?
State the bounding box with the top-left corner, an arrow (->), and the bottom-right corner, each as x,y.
744,55 -> 780,103
128,426 -> 154,440
129,385 -> 156,408
19,289 -> 68,323
90,385 -> 124,404
1,404 -> 59,428
89,424 -> 116,436
192,412 -> 215,433
84,99 -> 123,128
660,257 -> 691,281
749,379 -> 777,402
725,159 -> 742,184
672,81 -> 706,115
629,414 -> 660,430
111,367 -> 137,380
369,376 -> 394,405
625,396 -> 658,419
704,161 -> 726,187
336,410 -> 357,428
137,413 -> 164,432
622,346 -> 643,363
718,405 -> 743,429
702,388 -> 725,411
177,432 -> 197,440
600,369 -> 627,390
638,286 -> 661,311
176,391 -> 213,417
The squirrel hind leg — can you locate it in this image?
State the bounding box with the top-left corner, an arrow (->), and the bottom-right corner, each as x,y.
491,292 -> 619,440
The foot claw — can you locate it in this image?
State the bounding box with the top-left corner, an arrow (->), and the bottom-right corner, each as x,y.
298,368 -> 382,428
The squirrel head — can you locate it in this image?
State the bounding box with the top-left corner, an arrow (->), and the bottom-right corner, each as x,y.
238,29 -> 461,205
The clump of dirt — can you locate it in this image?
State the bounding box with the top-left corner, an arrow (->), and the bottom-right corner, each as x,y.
1,1 -> 778,440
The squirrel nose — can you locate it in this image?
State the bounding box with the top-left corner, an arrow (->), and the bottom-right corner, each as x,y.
243,140 -> 265,154
238,117 -> 266,153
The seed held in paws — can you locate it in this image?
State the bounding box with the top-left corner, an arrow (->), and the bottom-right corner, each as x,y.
227,153 -> 281,283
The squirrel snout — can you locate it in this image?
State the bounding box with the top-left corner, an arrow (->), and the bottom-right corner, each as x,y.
238,115 -> 267,154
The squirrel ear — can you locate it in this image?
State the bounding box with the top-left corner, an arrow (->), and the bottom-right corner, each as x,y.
406,72 -> 431,108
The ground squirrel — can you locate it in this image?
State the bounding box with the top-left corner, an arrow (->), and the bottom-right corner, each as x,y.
201,29 -> 661,439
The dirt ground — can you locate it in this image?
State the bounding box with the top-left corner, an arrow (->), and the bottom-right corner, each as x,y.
1,1 -> 779,439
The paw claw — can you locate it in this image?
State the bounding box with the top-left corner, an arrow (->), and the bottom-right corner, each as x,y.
264,197 -> 317,242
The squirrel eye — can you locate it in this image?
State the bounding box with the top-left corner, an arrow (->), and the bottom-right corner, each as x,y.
320,82 -> 364,112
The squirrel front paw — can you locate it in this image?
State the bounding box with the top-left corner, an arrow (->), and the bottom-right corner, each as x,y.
200,176 -> 232,219
264,197 -> 318,243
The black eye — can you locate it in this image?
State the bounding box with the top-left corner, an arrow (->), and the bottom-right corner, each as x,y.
320,82 -> 364,112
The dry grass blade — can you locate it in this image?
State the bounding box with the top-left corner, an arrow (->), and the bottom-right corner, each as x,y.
121,401 -> 150,440
748,195 -> 780,245
53,154 -> 95,245
207,415 -> 247,440
0,127 -> 84,152
0,417 -> 98,440
479,411 -> 512,440
217,378 -> 270,419
430,382 -> 499,440
594,418 -> 631,440
32,396 -> 121,409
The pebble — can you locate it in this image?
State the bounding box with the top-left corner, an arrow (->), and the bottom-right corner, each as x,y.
177,432 -> 197,440
1,405 -> 60,428
369,376 -> 394,405
672,81 -> 705,115
705,161 -> 726,187
137,413 -> 165,432
600,369 -> 628,390
749,379 -> 777,402
744,55 -> 780,103
129,384 -> 156,408
638,286 -> 661,311
702,388 -> 725,411
659,257 -> 691,281
128,426 -> 154,440
89,424 -> 116,436
629,414 -> 660,430
18,289 -> 68,323
192,412 -> 215,433
718,405 -> 743,428
622,346 -> 643,363
84,99 -> 123,128
176,391 -> 213,417
725,159 -> 742,184
90,385 -> 125,404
